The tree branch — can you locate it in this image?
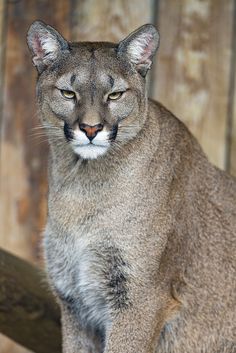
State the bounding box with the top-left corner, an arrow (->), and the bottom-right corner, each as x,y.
0,248 -> 62,353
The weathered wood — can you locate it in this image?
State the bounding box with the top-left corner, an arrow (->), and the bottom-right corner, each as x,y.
152,0 -> 234,169
0,2 -> 71,352
0,0 -> 72,264
0,338 -> 32,353
0,0 -> 43,264
228,3 -> 236,177
0,248 -> 61,353
0,5 -> 14,352
71,0 -> 153,42
231,86 -> 236,176
0,2 -> 32,349
0,0 -> 5,130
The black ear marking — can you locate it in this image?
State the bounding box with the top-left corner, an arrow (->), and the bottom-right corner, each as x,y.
27,20 -> 69,73
118,24 -> 160,77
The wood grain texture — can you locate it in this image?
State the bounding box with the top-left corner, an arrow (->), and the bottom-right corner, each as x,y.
0,248 -> 61,353
0,0 -> 71,264
0,338 -> 32,353
152,0 -> 234,169
0,0 -> 5,128
70,0 -> 153,42
0,2 -> 21,352
228,3 -> 236,177
230,62 -> 236,176
0,2 -> 71,352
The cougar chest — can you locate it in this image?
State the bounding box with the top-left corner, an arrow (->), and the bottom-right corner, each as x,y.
47,225 -> 130,334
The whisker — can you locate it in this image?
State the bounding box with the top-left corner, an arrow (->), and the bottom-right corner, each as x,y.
29,132 -> 64,140
31,137 -> 66,147
31,127 -> 58,132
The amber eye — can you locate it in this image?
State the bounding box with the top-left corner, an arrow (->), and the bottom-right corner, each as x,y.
61,90 -> 76,99
108,91 -> 123,101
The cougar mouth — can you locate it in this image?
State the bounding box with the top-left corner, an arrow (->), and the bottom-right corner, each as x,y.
63,123 -> 111,159
72,144 -> 109,160
63,122 -> 120,159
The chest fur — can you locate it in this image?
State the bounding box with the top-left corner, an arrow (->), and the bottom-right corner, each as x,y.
44,226 -> 130,333
45,164 -> 164,332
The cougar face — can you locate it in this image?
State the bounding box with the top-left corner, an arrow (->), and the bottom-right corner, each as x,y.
29,23 -> 159,159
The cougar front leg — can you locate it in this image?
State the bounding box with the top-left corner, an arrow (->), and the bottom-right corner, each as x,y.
104,290 -> 179,353
60,304 -> 103,353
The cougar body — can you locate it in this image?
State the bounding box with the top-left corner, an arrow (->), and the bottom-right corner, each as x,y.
27,21 -> 236,353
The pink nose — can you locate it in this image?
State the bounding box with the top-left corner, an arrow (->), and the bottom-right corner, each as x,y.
79,123 -> 103,141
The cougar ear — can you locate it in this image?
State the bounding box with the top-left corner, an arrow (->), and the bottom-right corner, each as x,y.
27,20 -> 69,73
118,24 -> 160,77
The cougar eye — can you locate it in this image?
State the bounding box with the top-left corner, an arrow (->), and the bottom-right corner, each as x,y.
61,90 -> 76,99
108,91 -> 123,101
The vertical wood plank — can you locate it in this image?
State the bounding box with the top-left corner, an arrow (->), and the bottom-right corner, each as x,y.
70,0 -> 153,41
0,1 -> 71,352
152,0 -> 234,169
0,0 -> 72,263
231,118 -> 236,176
228,1 -> 236,177
0,4 -> 31,353
230,60 -> 236,176
0,0 -> 6,128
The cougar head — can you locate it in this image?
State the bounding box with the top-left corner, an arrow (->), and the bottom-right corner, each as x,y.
27,21 -> 159,160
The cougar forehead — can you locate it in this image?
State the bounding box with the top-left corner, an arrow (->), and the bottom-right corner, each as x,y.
49,42 -> 135,81
50,44 -> 136,92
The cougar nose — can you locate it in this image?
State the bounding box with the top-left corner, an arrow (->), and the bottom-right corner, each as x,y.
79,123 -> 103,141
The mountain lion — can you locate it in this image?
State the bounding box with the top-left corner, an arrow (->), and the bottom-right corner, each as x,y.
27,21 -> 236,353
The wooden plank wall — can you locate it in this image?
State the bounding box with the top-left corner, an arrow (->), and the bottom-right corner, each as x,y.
228,2 -> 236,176
0,1 -> 235,352
152,0 -> 235,170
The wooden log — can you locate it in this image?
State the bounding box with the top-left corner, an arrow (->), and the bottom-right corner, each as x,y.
0,248 -> 61,353
152,0 -> 234,169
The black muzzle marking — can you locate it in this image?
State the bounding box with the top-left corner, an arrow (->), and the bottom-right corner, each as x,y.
110,124 -> 118,142
64,122 -> 74,141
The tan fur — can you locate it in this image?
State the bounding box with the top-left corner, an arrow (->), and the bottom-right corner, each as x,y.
27,21 -> 236,353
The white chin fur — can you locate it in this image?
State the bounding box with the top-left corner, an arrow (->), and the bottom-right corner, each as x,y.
71,129 -> 110,159
72,144 -> 109,160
